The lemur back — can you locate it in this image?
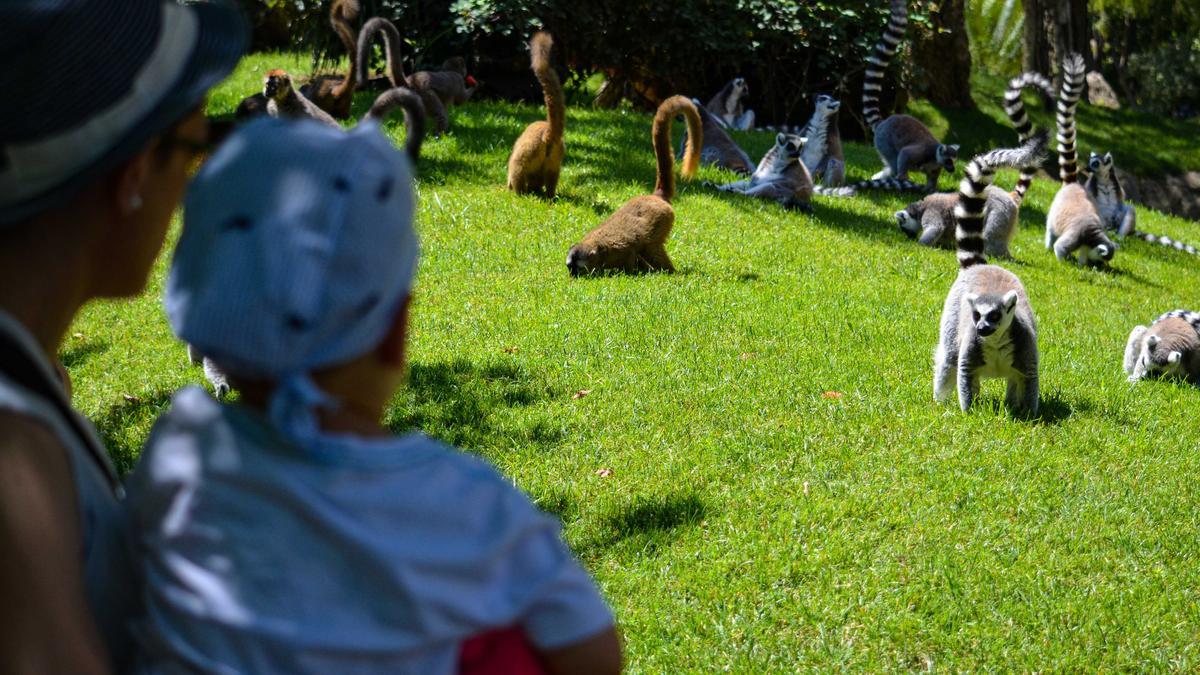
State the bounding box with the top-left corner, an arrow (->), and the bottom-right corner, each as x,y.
1125,311 -> 1200,383
263,70 -> 341,129
932,137 -> 1047,415
896,185 -> 1019,257
355,18 -> 450,134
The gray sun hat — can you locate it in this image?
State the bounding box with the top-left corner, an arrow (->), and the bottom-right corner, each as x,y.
0,0 -> 249,225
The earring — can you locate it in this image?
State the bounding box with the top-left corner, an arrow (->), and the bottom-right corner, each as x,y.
129,195 -> 143,210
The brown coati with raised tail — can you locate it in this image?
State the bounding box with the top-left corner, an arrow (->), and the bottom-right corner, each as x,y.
933,136 -> 1047,416
362,87 -> 427,162
566,96 -> 702,276
862,0 -> 958,190
300,0 -> 360,120
507,32 -> 566,197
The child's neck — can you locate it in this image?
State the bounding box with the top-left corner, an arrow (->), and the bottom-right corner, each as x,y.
238,383 -> 392,439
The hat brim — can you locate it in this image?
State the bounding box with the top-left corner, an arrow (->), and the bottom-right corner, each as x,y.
0,1 -> 248,225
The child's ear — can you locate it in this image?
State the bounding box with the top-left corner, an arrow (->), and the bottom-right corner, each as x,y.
376,295 -> 413,366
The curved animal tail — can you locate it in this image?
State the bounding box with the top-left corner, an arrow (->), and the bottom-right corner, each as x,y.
529,32 -> 564,146
356,17 -> 406,88
956,133 -> 1049,268
1056,53 -> 1086,184
1132,231 -> 1200,257
653,96 -> 702,203
330,0 -> 361,93
862,0 -> 908,131
363,87 -> 426,162
1003,71 -> 1054,205
815,177 -> 926,198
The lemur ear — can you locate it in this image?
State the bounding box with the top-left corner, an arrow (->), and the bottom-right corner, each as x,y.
1104,152 -> 1113,162
1169,351 -> 1183,364
776,133 -> 787,145
1002,290 -> 1018,311
949,144 -> 960,153
1147,334 -> 1160,349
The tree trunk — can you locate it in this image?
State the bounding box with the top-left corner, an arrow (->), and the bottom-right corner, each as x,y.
911,0 -> 975,109
1022,0 -> 1093,79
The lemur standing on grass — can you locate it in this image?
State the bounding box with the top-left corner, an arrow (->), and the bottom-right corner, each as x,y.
862,0 -> 959,191
933,135 -> 1048,416
566,97 -> 702,275
507,32 -> 566,197
1044,54 -> 1118,266
1125,311 -> 1200,384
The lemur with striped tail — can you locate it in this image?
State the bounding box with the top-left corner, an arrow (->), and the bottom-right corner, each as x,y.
566,96 -> 702,275
679,98 -> 754,175
1125,310 -> 1200,384
1045,53 -> 1117,266
1085,152 -> 1200,256
862,0 -> 958,190
798,95 -> 846,187
816,177 -> 928,198
1002,70 -> 1055,203
507,32 -> 566,197
933,136 -> 1048,416
712,133 -> 814,211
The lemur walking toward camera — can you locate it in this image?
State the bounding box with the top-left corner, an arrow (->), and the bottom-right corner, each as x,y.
712,133 -> 814,211
862,0 -> 958,190
507,32 -> 566,197
706,77 -> 755,130
679,99 -> 754,175
933,136 -> 1047,416
1125,310 -> 1200,384
566,96 -> 702,275
1044,54 -> 1117,266
798,95 -> 846,187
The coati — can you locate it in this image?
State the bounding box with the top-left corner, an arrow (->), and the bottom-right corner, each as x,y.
263,70 -> 341,129
300,0 -> 360,120
933,136 -> 1047,415
355,17 -> 476,135
713,133 -> 814,211
1124,310 -> 1200,384
1084,152 -> 1200,256
507,32 -> 566,198
566,96 -> 702,276
862,0 -> 958,190
1002,70 -> 1055,203
1044,53 -> 1117,266
679,98 -> 754,175
362,87 -> 427,162
706,77 -> 755,130
799,94 -> 846,187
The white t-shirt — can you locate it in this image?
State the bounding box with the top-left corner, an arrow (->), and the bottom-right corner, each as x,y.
126,386 -> 613,674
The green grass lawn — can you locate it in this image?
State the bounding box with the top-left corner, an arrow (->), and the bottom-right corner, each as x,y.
68,54 -> 1200,670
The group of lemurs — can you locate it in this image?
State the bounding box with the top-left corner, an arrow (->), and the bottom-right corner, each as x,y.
208,0 -> 1200,402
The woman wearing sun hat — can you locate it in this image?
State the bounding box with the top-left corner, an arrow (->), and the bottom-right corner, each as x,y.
0,1 -> 246,671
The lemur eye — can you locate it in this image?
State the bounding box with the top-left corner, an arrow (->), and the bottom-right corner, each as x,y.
972,311 -> 981,322
987,310 -> 1000,322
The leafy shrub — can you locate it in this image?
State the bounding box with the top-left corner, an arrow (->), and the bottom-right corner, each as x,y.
966,0 -> 1023,76
1125,37 -> 1200,117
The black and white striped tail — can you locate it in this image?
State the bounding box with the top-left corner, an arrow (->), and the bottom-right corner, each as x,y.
955,134 -> 1050,268
815,177 -> 927,198
1135,231 -> 1200,257
1057,53 -> 1086,184
862,0 -> 908,131
1154,309 -> 1200,334
753,123 -> 806,134
1004,71 -> 1054,205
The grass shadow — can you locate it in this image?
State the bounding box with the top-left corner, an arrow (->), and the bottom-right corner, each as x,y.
386,358 -> 565,455
578,492 -> 709,559
1030,390 -> 1095,426
92,389 -> 176,476
60,339 -> 110,369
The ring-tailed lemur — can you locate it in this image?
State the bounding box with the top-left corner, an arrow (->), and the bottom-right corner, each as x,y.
1003,71 -> 1055,204
1124,310 -> 1200,383
263,70 -> 341,129
798,95 -> 846,187
933,136 -> 1047,415
711,133 -> 814,211
706,77 -> 755,131
1044,53 -> 1117,266
679,98 -> 754,175
862,0 -> 959,190
896,185 -> 1020,256
814,177 -> 928,197
1085,152 -> 1200,256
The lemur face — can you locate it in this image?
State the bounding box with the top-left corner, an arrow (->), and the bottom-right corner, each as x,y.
936,144 -> 960,173
566,245 -> 598,277
263,70 -> 292,101
816,94 -> 841,115
777,134 -> 805,158
1088,151 -> 1115,176
1139,334 -> 1185,379
966,291 -> 1017,339
732,77 -> 748,98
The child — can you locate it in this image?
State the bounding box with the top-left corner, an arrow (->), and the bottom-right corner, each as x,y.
125,118 -> 621,674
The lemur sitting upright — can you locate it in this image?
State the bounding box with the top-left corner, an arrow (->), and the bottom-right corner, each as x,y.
706,77 -> 755,130
1085,152 -> 1200,256
712,133 -> 814,211
798,95 -> 845,188
1125,310 -> 1200,384
679,99 -> 754,175
933,136 -> 1047,416
862,0 -> 958,190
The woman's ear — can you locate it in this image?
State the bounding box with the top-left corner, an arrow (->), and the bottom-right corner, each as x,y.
113,149 -> 153,217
